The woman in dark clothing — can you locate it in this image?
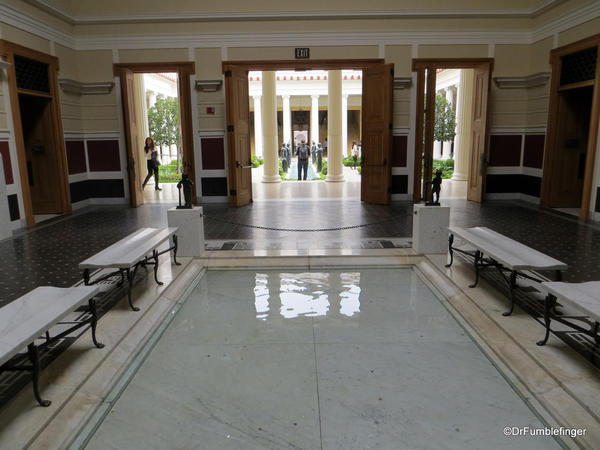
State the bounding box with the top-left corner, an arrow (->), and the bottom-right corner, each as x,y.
142,137 -> 161,191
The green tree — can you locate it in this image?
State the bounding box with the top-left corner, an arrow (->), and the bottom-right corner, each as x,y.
434,94 -> 456,145
147,96 -> 181,171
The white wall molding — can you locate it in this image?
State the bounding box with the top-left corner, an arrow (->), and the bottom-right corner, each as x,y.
392,127 -> 410,135
493,72 -> 551,89
200,169 -> 227,177
392,167 -> 410,175
532,1 -> 600,43
200,196 -> 228,203
198,130 -> 226,137
4,1 -> 598,52
391,193 -> 412,201
489,126 -> 546,134
24,0 -> 568,25
0,4 -> 75,49
0,130 -> 10,140
59,79 -> 114,95
76,30 -> 533,51
63,131 -> 121,140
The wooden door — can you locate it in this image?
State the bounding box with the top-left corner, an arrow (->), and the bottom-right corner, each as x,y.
467,64 -> 492,203
20,95 -> 62,214
548,88 -> 593,207
120,68 -> 144,207
361,63 -> 393,204
225,66 -> 252,206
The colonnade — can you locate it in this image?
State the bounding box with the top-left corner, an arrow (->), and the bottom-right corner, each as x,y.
433,69 -> 474,182
252,70 -> 348,182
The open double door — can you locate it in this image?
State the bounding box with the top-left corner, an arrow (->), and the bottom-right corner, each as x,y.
223,60 -> 394,206
412,59 -> 493,203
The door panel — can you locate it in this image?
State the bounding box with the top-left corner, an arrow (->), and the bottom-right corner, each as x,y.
361,63 -> 393,204
548,88 -> 592,207
225,67 -> 252,206
467,64 -> 491,203
20,95 -> 62,214
120,68 -> 144,207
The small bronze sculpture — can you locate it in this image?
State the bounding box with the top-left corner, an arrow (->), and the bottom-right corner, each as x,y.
176,173 -> 194,209
425,170 -> 443,206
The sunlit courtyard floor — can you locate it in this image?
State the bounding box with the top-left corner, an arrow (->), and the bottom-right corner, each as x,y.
252,163 -> 362,201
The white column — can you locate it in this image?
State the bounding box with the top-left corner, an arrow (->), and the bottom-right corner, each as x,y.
282,95 -> 291,147
326,70 -> 344,182
310,94 -> 319,146
261,71 -> 280,182
253,95 -> 263,158
342,93 -> 349,156
442,88 -> 453,159
452,70 -> 474,181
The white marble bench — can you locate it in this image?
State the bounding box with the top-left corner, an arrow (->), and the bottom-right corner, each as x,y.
0,286 -> 102,406
446,226 -> 568,316
536,281 -> 600,346
79,227 -> 180,311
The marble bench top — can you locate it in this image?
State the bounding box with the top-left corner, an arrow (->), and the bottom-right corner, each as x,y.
79,227 -> 178,269
449,226 -> 568,271
540,281 -> 600,322
0,286 -> 99,367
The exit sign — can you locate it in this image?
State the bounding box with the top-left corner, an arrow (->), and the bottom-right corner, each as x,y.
295,48 -> 310,59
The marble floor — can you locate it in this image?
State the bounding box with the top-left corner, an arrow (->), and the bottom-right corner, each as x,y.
85,268 -> 558,449
252,164 -> 361,201
142,180 -> 179,203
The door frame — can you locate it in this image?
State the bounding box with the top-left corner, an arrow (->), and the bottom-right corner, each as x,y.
113,61 -> 196,207
540,34 -> 600,221
222,58 -> 386,205
0,40 -> 71,226
411,58 -> 494,202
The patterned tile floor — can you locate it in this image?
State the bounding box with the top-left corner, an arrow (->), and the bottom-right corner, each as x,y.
0,198 -> 599,307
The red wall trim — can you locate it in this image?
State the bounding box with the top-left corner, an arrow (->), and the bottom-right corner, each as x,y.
0,141 -> 14,185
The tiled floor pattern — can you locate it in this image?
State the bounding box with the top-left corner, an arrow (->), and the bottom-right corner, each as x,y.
2,199 -> 600,306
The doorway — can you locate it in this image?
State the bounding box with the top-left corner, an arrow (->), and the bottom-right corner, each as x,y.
114,62 -> 196,207
412,59 -> 493,204
541,36 -> 600,221
247,69 -> 364,200
0,40 -> 71,226
223,59 -> 392,207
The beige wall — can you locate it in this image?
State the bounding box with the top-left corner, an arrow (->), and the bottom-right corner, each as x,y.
0,23 -> 51,54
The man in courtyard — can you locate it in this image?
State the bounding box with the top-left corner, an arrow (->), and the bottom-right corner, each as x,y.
297,140 -> 310,180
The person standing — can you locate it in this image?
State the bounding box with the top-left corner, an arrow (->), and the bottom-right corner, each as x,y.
323,139 -> 328,157
297,140 -> 310,180
351,141 -> 359,170
142,137 -> 162,191
316,143 -> 323,173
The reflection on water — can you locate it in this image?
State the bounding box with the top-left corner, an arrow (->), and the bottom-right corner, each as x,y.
254,272 -> 362,319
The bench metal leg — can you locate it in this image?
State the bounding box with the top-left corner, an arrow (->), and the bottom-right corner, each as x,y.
126,267 -> 140,312
502,271 -> 518,316
173,234 -> 182,266
445,234 -> 454,268
89,298 -> 105,349
27,344 -> 51,407
468,250 -> 481,288
153,249 -> 164,286
537,294 -> 555,346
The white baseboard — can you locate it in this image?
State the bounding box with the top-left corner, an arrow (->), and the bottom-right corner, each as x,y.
200,196 -> 228,203
486,192 -> 540,204
391,193 -> 412,201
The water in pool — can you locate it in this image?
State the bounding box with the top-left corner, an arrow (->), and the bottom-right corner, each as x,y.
85,268 -> 558,449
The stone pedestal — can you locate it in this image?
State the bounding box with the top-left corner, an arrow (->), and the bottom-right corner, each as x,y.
412,204 -> 450,254
0,159 -> 11,241
167,206 -> 204,257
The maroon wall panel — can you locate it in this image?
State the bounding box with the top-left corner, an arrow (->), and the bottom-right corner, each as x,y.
201,137 -> 225,170
0,141 -> 13,185
523,135 -> 545,169
391,135 -> 408,167
488,135 -> 522,166
65,140 -> 87,174
87,140 -> 121,172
